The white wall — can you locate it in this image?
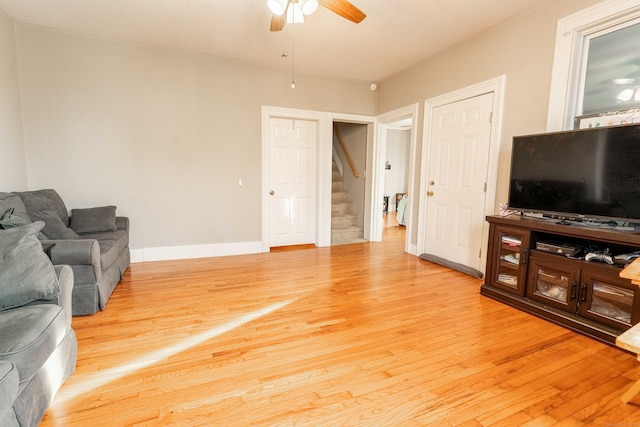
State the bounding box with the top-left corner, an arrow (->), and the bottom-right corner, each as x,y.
376,0 -> 603,246
0,11 -> 27,190
384,129 -> 410,211
6,0 -> 609,259
14,23 -> 376,256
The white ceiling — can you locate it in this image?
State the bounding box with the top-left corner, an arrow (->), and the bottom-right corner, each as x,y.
0,0 -> 549,82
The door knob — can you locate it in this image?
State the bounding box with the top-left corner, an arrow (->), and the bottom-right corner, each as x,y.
427,191 -> 434,196
269,190 -> 275,195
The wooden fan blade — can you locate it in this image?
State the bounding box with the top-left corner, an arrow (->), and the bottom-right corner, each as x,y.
318,0 -> 366,23
270,0 -> 290,32
270,13 -> 286,31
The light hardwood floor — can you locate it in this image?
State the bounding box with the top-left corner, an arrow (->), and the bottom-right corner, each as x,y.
42,215 -> 640,426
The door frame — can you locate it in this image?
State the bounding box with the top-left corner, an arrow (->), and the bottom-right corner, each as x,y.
372,103 -> 420,254
417,75 -> 505,273
261,106 -> 375,251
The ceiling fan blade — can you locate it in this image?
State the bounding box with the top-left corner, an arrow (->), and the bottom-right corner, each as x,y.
318,0 -> 366,23
270,13 -> 286,31
270,0 -> 290,31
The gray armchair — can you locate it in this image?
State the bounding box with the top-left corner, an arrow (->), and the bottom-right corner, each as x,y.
2,189 -> 131,315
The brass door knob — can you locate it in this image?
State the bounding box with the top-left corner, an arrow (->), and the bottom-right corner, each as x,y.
427,191 -> 434,196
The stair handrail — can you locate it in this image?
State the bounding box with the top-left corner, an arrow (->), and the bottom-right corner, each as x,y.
332,145 -> 344,177
333,123 -> 360,178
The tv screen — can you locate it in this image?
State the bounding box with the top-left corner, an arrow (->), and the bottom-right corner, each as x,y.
508,124 -> 640,223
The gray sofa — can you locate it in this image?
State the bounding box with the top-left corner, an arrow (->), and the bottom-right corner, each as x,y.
0,222 -> 78,426
0,189 -> 130,315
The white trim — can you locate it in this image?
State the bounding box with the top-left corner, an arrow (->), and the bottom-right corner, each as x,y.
130,241 -> 263,263
547,0 -> 640,131
418,75 -> 506,273
261,106 -> 375,250
374,103 -> 420,254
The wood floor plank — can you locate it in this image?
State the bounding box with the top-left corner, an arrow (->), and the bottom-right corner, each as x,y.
40,217 -> 640,426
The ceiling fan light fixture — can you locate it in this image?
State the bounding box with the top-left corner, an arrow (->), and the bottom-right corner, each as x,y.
617,88 -> 634,101
301,0 -> 318,15
286,2 -> 304,24
614,78 -> 635,85
267,0 -> 287,16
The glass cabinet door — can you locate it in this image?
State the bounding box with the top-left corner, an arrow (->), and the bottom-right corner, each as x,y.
491,226 -> 529,296
580,269 -> 640,330
527,254 -> 579,312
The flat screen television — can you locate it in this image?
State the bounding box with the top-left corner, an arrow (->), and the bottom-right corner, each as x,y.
508,124 -> 640,224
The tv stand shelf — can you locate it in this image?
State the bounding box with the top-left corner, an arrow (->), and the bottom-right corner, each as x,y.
481,214 -> 640,345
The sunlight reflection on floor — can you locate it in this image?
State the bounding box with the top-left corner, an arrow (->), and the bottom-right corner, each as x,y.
55,299 -> 296,404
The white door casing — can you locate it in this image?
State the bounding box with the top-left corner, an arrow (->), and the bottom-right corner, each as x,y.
268,117 -> 317,247
418,76 -> 505,274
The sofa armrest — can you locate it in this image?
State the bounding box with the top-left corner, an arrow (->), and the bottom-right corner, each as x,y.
116,216 -> 129,233
54,265 -> 74,326
28,265 -> 75,326
44,239 -> 101,267
0,362 -> 19,427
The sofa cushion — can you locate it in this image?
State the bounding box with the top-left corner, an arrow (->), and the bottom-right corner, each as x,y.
70,206 -> 118,234
77,229 -> 129,271
0,193 -> 31,228
0,305 -> 68,385
14,189 -> 69,227
80,229 -> 129,250
0,222 -> 60,311
0,209 -> 31,230
30,211 -> 80,240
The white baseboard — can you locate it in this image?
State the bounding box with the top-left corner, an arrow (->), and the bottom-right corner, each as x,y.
130,241 -> 264,263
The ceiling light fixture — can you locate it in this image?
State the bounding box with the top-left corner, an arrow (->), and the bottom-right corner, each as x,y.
614,78 -> 636,85
617,88 -> 635,102
287,2 -> 304,24
268,0 -> 319,24
267,0 -> 287,15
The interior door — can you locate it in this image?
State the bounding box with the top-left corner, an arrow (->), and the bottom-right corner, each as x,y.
269,118 -> 317,247
424,92 -> 493,270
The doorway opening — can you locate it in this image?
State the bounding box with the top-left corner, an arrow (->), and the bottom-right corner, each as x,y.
331,122 -> 368,245
373,104 -> 419,255
381,118 -> 412,245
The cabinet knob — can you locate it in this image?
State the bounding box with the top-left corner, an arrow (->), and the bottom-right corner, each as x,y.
269,190 -> 275,195
427,191 -> 434,197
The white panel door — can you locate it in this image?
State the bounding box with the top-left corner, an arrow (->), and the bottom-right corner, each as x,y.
424,93 -> 493,270
269,118 -> 317,247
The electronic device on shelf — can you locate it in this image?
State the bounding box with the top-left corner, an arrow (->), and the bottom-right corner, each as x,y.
507,124 -> 640,225
536,240 -> 583,257
613,251 -> 640,266
585,252 -> 614,265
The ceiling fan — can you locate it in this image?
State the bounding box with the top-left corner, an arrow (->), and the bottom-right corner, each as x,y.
267,0 -> 366,32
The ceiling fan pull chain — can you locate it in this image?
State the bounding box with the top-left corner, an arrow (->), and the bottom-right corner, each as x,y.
291,33 -> 296,89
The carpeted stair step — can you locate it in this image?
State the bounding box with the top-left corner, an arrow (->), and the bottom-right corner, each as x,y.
332,213 -> 358,228
331,226 -> 366,245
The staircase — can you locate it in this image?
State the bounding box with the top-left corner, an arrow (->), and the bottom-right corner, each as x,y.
331,162 -> 365,245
